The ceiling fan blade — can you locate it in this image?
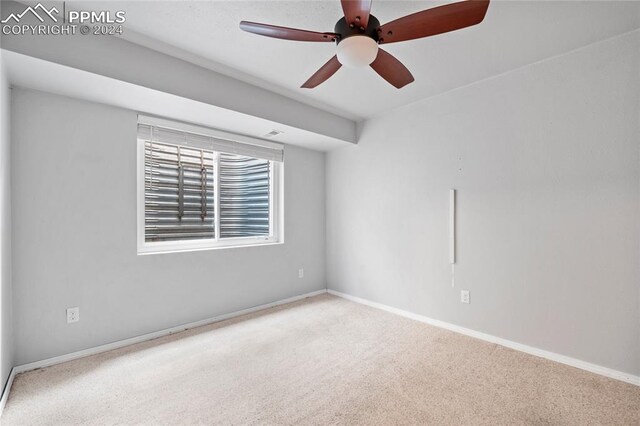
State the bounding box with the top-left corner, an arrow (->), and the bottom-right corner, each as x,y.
370,49 -> 414,89
240,21 -> 339,42
341,0 -> 373,29
301,56 -> 342,88
377,0 -> 490,44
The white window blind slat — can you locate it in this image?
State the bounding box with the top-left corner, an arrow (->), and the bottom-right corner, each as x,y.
138,122 -> 284,163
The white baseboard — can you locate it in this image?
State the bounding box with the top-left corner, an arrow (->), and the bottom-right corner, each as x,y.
0,289 -> 327,417
327,289 -> 640,387
11,289 -> 327,377
0,367 -> 16,417
3,286 -> 635,419
0,289 -> 326,417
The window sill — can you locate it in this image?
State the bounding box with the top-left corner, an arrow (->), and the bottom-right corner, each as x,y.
137,240 -> 283,256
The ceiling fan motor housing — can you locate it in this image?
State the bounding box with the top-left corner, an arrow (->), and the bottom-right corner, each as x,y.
334,15 -> 380,44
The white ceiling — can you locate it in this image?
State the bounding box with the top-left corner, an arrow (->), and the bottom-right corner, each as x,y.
38,1 -> 640,119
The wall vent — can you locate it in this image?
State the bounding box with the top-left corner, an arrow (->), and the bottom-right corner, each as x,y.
263,129 -> 284,138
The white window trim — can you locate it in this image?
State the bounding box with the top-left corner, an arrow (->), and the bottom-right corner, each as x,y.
136,123 -> 284,256
138,115 -> 284,152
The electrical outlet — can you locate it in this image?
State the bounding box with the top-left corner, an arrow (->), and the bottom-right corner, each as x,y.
298,268 -> 304,279
66,307 -> 79,323
461,290 -> 470,304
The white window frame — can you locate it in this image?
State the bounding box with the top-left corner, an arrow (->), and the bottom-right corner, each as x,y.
137,118 -> 284,255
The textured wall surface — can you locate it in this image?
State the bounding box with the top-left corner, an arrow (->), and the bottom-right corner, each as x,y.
327,32 -> 640,375
11,89 -> 326,364
1,53 -> 14,390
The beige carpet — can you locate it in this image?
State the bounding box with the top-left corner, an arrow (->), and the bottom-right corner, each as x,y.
2,294 -> 639,425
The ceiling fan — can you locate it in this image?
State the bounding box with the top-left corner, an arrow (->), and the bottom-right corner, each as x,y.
239,0 -> 490,89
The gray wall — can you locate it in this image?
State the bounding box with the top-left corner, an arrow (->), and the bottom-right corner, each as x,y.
1,53 -> 14,390
326,31 -> 640,375
11,89 -> 326,365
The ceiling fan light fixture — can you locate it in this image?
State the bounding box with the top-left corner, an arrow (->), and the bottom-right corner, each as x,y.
240,0 -> 491,88
336,35 -> 378,68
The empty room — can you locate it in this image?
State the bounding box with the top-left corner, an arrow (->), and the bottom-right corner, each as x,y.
0,0 -> 638,424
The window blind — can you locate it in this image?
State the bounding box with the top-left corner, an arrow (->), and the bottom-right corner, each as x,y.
138,122 -> 284,163
144,141 -> 215,242
139,119 -> 280,244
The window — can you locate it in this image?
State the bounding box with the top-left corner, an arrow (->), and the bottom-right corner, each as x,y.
137,116 -> 283,254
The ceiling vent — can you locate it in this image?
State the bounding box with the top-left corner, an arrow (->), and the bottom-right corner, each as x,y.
263,129 -> 284,138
